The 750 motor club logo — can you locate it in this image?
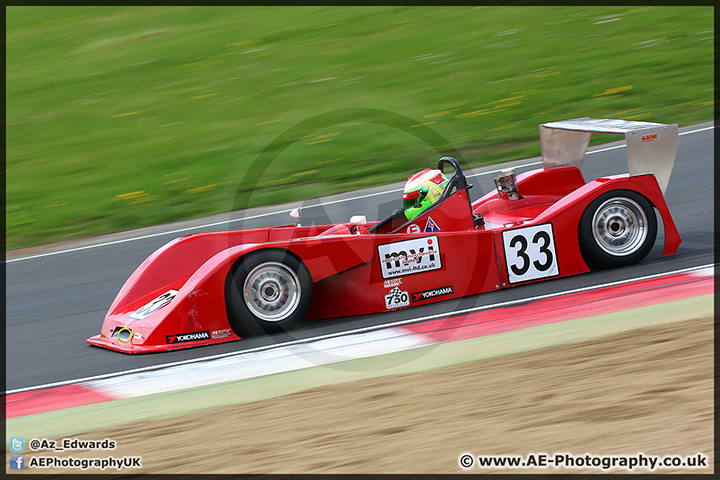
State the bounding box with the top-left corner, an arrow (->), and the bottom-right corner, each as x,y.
384,286 -> 410,310
378,236 -> 441,279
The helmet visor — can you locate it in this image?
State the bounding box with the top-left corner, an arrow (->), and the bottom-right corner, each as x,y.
402,189 -> 426,210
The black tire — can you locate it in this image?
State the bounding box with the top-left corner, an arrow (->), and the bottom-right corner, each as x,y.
578,189 -> 657,271
225,249 -> 312,337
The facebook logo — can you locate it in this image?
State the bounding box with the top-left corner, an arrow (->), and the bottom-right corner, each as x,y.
9,455 -> 25,470
10,437 -> 25,452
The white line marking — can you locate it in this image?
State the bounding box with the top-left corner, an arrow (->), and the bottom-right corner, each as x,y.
6,262 -> 714,395
87,329 -> 433,399
6,187 -> 407,263
7,125 -> 713,263
680,125 -> 714,135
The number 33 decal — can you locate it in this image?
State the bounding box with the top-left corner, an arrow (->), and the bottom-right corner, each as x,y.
502,224 -> 559,284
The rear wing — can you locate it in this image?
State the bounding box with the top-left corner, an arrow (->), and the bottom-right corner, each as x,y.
539,117 -> 679,194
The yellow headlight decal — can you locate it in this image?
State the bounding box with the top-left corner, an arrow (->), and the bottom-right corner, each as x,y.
117,327 -> 133,343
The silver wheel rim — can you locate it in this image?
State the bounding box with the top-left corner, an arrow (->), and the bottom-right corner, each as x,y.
592,197 -> 648,256
243,262 -> 301,322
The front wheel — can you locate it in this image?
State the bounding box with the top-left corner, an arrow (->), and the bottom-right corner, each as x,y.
225,250 -> 312,337
578,190 -> 657,271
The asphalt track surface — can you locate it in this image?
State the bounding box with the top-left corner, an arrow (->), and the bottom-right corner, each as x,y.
5,124 -> 714,391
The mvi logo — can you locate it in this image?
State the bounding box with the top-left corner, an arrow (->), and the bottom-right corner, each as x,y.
378,236 -> 442,279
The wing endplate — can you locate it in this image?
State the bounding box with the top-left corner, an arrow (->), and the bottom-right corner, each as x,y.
539,117 -> 679,194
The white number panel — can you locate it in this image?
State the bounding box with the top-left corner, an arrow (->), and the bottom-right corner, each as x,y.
501,224 -> 559,284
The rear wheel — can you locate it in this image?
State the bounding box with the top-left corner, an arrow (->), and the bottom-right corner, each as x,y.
225,250 -> 312,337
578,190 -> 657,271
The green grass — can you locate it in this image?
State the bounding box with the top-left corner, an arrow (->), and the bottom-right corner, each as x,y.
6,6 -> 714,250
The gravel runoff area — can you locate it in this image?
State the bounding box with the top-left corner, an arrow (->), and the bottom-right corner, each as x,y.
12,314 -> 713,474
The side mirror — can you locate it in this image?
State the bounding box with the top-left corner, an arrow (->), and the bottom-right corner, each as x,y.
349,215 -> 367,225
290,207 -> 302,226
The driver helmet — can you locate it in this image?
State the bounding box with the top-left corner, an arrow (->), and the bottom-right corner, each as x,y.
402,168 -> 449,220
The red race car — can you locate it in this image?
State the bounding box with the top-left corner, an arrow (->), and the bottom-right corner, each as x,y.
88,117 -> 681,353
